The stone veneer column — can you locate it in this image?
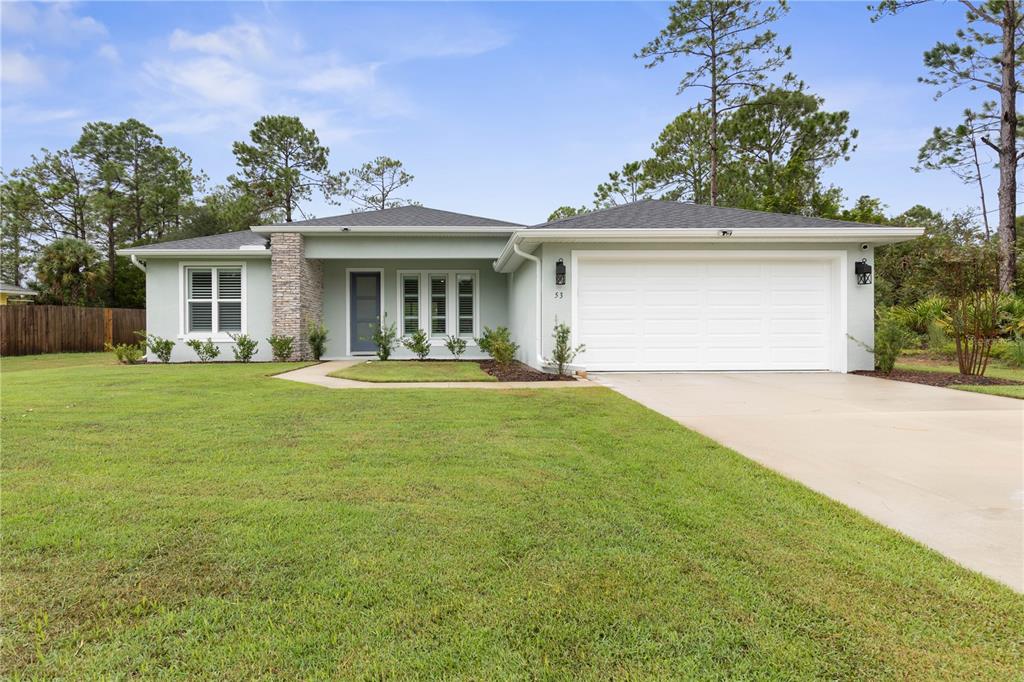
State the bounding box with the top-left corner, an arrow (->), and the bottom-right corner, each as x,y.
271,233 -> 323,360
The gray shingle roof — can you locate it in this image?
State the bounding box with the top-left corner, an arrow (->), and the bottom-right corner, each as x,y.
128,230 -> 269,251
0,282 -> 37,295
275,205 -> 523,228
529,199 -> 890,230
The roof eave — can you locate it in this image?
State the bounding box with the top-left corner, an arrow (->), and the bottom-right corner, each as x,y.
493,227 -> 924,273
116,248 -> 272,258
251,225 -> 519,235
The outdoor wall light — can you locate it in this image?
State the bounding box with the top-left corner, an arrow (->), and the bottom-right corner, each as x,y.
855,258 -> 873,285
555,258 -> 567,285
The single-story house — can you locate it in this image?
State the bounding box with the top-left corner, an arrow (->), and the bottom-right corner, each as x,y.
118,200 -> 922,371
0,282 -> 39,305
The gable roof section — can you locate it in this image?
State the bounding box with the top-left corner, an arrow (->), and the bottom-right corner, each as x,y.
119,230 -> 268,255
529,199 -> 891,230
266,205 -> 523,228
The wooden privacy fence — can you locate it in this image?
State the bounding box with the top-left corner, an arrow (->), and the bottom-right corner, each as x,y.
0,305 -> 146,356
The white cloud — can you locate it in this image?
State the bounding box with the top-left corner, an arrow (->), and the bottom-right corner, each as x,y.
2,51 -> 46,86
298,64 -> 378,93
97,44 -> 120,63
2,104 -> 80,124
1,2 -> 107,42
169,23 -> 270,60
144,56 -> 263,109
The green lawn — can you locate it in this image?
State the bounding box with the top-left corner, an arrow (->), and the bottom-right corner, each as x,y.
329,359 -> 497,383
897,356 -> 1024,399
3,353 -> 1021,679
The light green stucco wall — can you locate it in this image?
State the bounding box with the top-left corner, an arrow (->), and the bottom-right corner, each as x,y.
507,242 -> 876,372
143,257 -> 273,362
320,259 -> 509,360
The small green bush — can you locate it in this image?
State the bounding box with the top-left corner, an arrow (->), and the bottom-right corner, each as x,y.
371,315 -> 400,361
925,320 -> 948,352
547,321 -> 584,376
874,315 -> 915,374
267,335 -> 294,362
106,342 -> 145,364
1000,334 -> 1024,368
139,332 -> 174,363
402,328 -> 431,360
307,321 -> 328,361
477,326 -> 518,366
231,333 -> 259,362
185,338 -> 220,363
444,335 -> 468,359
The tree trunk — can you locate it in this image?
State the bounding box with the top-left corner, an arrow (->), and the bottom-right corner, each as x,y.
106,215 -> 116,307
969,133 -> 990,238
996,0 -> 1018,292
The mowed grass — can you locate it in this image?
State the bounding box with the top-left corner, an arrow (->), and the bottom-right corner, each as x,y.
897,356 -> 1024,399
2,353 -> 1021,679
329,360 -> 496,383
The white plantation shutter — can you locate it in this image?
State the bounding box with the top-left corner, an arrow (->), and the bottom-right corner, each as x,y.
430,275 -> 447,336
457,275 -> 474,337
216,268 -> 242,332
402,275 -> 420,335
188,269 -> 212,299
189,302 -> 212,332
187,268 -> 213,332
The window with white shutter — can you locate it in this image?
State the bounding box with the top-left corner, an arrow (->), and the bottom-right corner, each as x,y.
185,266 -> 244,335
402,275 -> 420,336
457,274 -> 475,337
430,275 -> 447,336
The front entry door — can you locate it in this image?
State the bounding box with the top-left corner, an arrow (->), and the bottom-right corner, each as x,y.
350,272 -> 381,354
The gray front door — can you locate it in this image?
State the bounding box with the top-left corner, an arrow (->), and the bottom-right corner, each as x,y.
350,272 -> 381,354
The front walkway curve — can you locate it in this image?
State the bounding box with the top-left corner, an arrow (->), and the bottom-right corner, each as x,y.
274,360 -> 597,390
593,371 -> 1024,592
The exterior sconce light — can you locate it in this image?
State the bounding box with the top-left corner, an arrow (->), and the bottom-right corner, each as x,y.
855,258 -> 873,285
555,258 -> 566,286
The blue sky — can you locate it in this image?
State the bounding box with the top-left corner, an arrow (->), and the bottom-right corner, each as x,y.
1,1 -> 989,225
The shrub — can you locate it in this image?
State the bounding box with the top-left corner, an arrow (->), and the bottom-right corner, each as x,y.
402,328 -> 431,360
267,335 -> 294,362
873,315 -> 915,375
892,296 -> 947,335
106,342 -> 145,364
477,326 -> 518,366
371,315 -> 400,361
138,332 -> 174,363
947,290 -> 1004,375
1000,334 -> 1024,368
307,321 -> 328,361
1001,295 -> 1024,335
547,321 -> 585,376
231,333 -> 258,362
444,335 -> 468,359
925,320 -> 948,353
185,338 -> 220,363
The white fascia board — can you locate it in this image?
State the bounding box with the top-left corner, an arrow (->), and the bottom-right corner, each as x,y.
493,227 -> 924,272
115,248 -> 271,258
250,225 -> 518,236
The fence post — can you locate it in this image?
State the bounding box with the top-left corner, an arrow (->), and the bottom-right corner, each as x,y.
104,308 -> 113,347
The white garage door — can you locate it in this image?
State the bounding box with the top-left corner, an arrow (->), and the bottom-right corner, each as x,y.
575,255 -> 836,371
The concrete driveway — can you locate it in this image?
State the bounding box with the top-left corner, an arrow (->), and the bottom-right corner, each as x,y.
593,372 -> 1024,592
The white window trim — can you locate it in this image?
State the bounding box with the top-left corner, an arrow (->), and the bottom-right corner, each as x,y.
177,262 -> 247,341
395,270 -> 480,345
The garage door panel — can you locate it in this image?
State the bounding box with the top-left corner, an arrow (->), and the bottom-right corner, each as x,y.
577,256 -> 836,371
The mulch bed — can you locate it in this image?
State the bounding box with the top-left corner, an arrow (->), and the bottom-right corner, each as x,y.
479,360 -> 574,382
852,368 -> 1022,387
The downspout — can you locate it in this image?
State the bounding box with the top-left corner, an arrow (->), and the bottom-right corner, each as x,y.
512,243 -> 546,369
130,255 -> 146,273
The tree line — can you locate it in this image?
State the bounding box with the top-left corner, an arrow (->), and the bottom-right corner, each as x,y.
0,115 -> 417,307
548,0 -> 1022,297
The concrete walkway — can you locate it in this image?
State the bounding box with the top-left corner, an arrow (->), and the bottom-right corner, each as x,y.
274,360 -> 596,390
593,371 -> 1024,592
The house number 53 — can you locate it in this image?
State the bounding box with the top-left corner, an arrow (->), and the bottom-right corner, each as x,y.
553,291 -> 564,299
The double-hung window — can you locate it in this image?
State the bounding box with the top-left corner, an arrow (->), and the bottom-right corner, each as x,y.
456,274 -> 475,337
185,266 -> 243,335
430,275 -> 447,337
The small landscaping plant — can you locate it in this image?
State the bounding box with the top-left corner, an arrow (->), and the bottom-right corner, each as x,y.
477,326 -> 518,367
547,321 -> 584,376
230,333 -> 259,362
186,338 -> 221,363
873,315 -> 915,374
106,342 -> 145,364
444,334 -> 468,359
267,334 -> 294,362
307,322 -> 328,361
1003,334 -> 1024,368
402,328 -> 431,360
139,332 -> 174,363
371,315 -> 400,361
